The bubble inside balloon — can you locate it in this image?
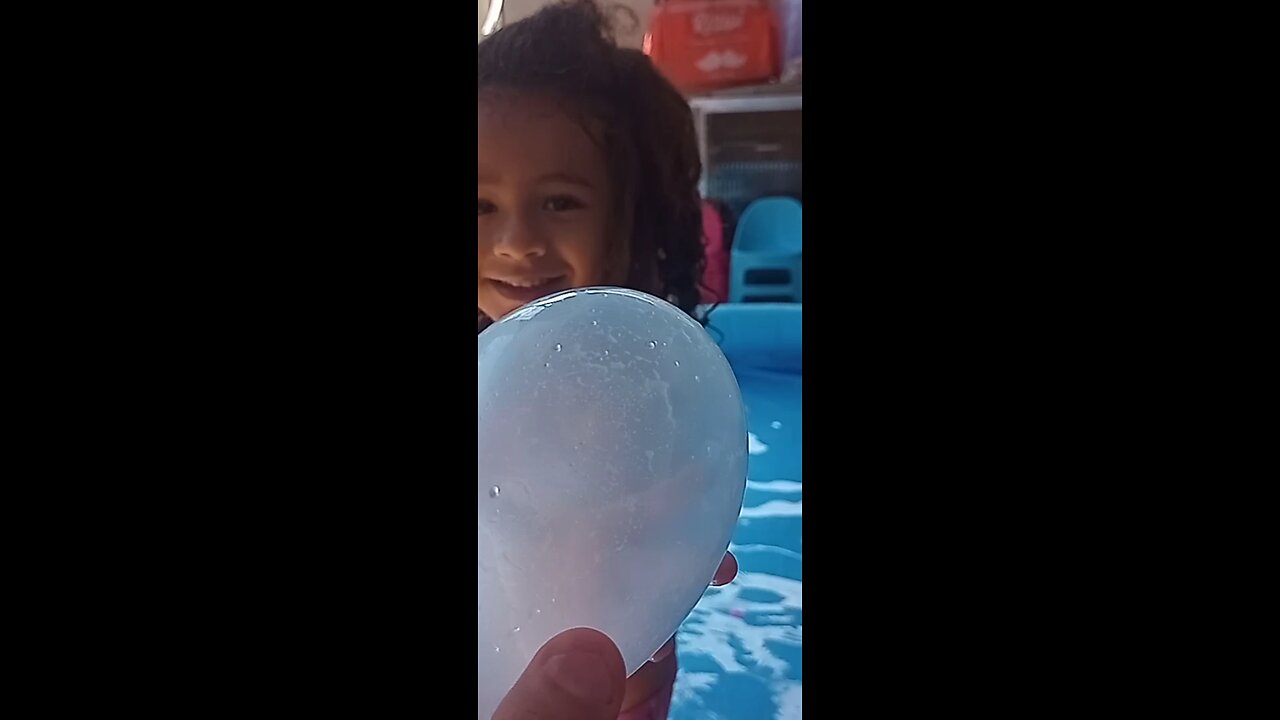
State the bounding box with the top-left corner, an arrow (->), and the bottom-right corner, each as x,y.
477,287 -> 747,718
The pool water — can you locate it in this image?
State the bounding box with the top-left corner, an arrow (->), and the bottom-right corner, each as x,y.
669,364 -> 802,719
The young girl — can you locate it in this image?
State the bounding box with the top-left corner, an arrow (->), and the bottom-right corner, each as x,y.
478,2 -> 737,718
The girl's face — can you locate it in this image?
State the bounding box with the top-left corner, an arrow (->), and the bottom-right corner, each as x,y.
478,90 -> 626,321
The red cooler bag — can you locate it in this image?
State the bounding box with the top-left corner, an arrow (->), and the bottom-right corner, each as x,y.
644,0 -> 781,94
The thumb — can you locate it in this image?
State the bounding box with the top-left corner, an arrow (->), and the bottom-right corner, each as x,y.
491,627 -> 626,720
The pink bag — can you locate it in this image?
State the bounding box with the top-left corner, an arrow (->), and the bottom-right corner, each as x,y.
700,200 -> 729,303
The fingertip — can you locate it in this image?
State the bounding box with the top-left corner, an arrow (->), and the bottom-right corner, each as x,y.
711,552 -> 738,586
492,628 -> 626,720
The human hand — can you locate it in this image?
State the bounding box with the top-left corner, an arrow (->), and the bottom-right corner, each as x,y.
493,627 -> 626,720
492,553 -> 738,718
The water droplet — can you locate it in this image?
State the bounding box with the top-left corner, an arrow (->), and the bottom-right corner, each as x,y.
534,608 -> 542,615
551,597 -> 557,604
694,375 -> 700,382
603,349 -> 610,356
489,485 -> 501,499
513,626 -> 521,633
771,421 -> 783,429
648,341 -> 657,349
591,320 -> 599,326
674,360 -> 680,367
544,362 -> 550,368
555,343 -> 562,352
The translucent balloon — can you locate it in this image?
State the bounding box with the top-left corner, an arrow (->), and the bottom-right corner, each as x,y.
477,287 -> 747,718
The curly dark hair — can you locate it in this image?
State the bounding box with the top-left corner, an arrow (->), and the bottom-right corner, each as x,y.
478,0 -> 706,322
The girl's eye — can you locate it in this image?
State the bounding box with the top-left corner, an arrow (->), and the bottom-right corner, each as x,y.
478,199 -> 496,216
543,196 -> 584,212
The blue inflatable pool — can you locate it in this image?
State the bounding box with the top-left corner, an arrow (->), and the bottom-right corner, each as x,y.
670,304 -> 803,719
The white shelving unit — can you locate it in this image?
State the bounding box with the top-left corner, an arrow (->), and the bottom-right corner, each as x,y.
688,88 -> 802,209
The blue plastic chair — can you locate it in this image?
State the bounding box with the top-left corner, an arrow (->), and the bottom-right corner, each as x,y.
729,197 -> 802,303
702,303 -> 802,374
